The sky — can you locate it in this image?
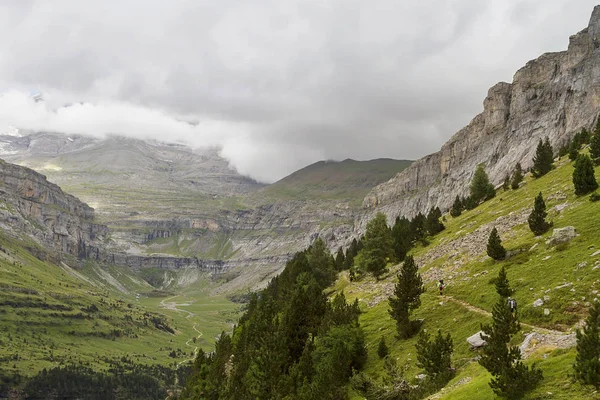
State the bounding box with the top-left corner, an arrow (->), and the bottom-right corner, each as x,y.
0,0 -> 598,182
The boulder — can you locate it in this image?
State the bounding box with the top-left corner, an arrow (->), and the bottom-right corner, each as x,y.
533,299 -> 544,307
545,226 -> 577,246
467,331 -> 487,348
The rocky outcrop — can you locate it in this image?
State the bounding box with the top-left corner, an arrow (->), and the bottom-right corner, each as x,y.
363,7 -> 600,225
0,158 -> 108,258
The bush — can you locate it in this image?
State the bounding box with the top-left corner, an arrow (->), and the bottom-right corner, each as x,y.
590,192 -> 600,202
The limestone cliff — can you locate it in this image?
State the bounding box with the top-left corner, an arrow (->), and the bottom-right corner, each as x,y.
0,158 -> 108,260
363,6 -> 600,225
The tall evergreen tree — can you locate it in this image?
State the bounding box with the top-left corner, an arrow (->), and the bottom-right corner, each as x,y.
425,207 -> 445,235
479,296 -> 542,398
573,154 -> 599,196
344,238 -> 359,269
532,137 -> 554,178
377,336 -> 389,359
450,195 -> 463,218
502,174 -> 510,191
389,255 -> 425,338
487,227 -> 506,261
528,192 -> 551,236
569,140 -> 580,161
391,216 -> 412,262
334,247 -> 345,271
511,162 -> 524,190
415,329 -> 454,378
409,213 -> 427,244
470,165 -> 496,204
590,130 -> 600,163
495,266 -> 512,298
574,301 -> 600,388
357,213 -> 394,280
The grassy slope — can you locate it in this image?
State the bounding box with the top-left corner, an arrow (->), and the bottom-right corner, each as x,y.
0,232 -> 241,380
335,154 -> 600,399
253,158 -> 412,205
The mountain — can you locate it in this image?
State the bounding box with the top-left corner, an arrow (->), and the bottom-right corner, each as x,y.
0,133 -> 411,292
362,6 -> 600,227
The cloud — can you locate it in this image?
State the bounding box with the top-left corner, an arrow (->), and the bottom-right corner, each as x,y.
0,0 -> 597,182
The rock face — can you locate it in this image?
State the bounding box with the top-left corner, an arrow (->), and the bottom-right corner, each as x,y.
362,7 -> 600,224
0,159 -> 108,259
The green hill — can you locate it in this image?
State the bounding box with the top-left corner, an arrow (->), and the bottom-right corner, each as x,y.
335,153 -> 600,399
254,158 -> 412,204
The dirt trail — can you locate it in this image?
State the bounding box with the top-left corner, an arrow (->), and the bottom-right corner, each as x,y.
159,295 -> 204,368
444,295 -> 576,358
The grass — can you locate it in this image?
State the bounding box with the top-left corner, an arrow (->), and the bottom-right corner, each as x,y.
337,154 -> 600,399
0,232 -> 241,380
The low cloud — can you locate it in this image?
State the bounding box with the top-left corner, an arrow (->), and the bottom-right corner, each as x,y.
0,0 -> 597,182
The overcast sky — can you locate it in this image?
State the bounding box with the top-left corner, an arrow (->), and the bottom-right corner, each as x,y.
0,1 -> 598,182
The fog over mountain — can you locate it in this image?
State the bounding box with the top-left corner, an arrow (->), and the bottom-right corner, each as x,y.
0,0 -> 597,182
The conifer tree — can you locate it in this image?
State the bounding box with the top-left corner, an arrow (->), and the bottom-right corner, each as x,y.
528,192 -> 551,236
590,130 -> 600,163
573,154 -> 599,196
532,137 -> 554,177
450,195 -> 463,217
502,174 -> 510,190
495,266 -> 512,298
334,247 -> 345,271
392,216 -> 412,262
409,213 -> 427,244
344,238 -> 359,269
487,227 -> 506,261
574,301 -> 600,388
425,207 -> 445,235
415,329 -> 453,378
389,255 -> 425,339
569,140 -> 580,161
358,213 -> 393,280
377,336 -> 389,359
479,296 -> 542,398
511,162 -> 524,190
470,165 -> 496,204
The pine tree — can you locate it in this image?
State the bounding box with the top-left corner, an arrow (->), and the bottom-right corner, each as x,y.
450,195 -> 463,217
334,247 -> 345,271
590,130 -> 600,163
358,213 -> 394,280
573,154 -> 599,196
344,238 -> 359,269
511,163 -> 524,190
569,140 -> 580,161
377,336 -> 389,359
389,255 -> 425,339
415,329 -> 453,378
502,174 -> 510,191
391,216 -> 412,262
532,137 -> 554,178
409,213 -> 427,244
487,227 -> 506,261
470,165 -> 496,204
479,296 -> 542,398
495,266 -> 512,298
574,301 -> 600,388
527,192 -> 551,236
425,207 -> 445,235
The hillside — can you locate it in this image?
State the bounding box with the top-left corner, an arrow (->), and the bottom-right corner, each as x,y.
253,158 -> 412,204
338,151 -> 600,399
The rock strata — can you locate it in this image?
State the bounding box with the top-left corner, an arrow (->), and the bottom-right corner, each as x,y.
362,7 -> 600,226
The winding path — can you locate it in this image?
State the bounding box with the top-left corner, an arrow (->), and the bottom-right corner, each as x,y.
444,295 -> 576,357
159,295 -> 204,368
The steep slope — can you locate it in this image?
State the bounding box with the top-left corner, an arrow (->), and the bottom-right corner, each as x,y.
363,6 -> 600,226
341,153 -> 600,399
